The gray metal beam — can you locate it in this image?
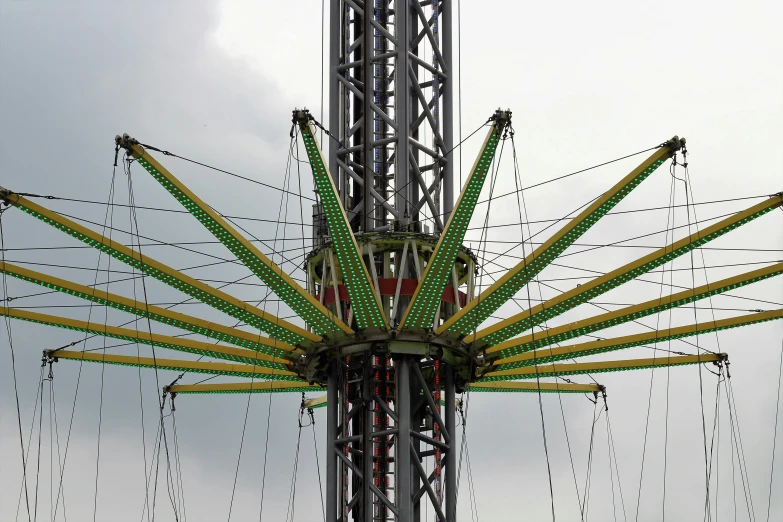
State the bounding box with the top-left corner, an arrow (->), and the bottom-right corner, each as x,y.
442,0 -> 454,217
445,364 -> 457,521
396,357 -> 413,520
395,0 -> 412,225
326,362 -> 338,522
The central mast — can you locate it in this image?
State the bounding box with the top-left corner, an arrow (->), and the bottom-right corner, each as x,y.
329,0 -> 454,232
321,1 -> 458,520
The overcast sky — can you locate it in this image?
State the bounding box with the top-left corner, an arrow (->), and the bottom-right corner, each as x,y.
1,1 -> 782,521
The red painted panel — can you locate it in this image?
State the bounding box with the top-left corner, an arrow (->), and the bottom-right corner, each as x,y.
315,278 -> 466,307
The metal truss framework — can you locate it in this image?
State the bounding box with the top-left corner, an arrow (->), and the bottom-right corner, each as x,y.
329,0 -> 454,233
0,2 -> 780,521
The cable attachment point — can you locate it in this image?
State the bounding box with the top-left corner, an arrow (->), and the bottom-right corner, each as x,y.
600,385 -> 608,411
720,353 -> 731,379
490,108 -> 512,131
292,107 -> 316,133
115,133 -> 139,152
298,392 -> 314,427
663,135 -> 686,153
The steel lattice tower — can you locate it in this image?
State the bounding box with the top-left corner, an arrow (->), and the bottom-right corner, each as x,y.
323,1 -> 460,519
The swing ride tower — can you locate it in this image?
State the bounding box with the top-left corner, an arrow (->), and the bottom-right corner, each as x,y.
1,1 -> 782,521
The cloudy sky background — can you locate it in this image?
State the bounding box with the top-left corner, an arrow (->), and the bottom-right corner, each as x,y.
1,1 -> 782,521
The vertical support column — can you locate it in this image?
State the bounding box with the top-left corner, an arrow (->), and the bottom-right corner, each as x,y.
444,364 -> 457,521
441,0 -> 454,219
326,362 -> 339,522
362,0 -> 374,232
396,356 -> 413,520
362,358 -> 374,518
329,0 -> 341,188
395,0 -> 411,226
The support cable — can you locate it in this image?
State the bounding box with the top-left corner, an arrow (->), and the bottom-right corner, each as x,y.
285,398 -> 309,522
705,363 -> 724,522
0,205 -> 34,522
171,409 -> 187,522
729,376 -> 756,520
13,367 -> 45,522
509,133 -> 602,389
457,397 -> 480,522
725,376 -> 739,521
604,402 -> 618,522
581,401 -> 601,520
33,365 -> 44,522
133,142 -> 316,202
635,170 -> 679,522
678,151 -> 715,522
14,192 -> 768,229
465,194 -> 772,231
725,373 -> 754,520
606,411 -> 628,521
476,143 -> 665,205
48,367 -> 53,522
258,136 -> 300,522
7,193 -> 314,226
92,168 -> 117,522
125,154 -> 180,522
128,188 -> 153,522
766,339 -> 783,522
51,157 -> 123,521
311,115 -> 490,226
507,127 -> 557,521
662,159 -> 682,522
49,377 -> 67,522
310,405 -> 325,522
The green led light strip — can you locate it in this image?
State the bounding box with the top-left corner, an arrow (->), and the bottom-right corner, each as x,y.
478,353 -> 723,382
486,262 -> 783,359
129,147 -> 349,338
173,386 -> 325,395
48,350 -> 303,381
493,309 -> 783,371
1,307 -> 290,370
470,383 -> 600,394
400,125 -> 503,329
476,196 -> 783,346
440,145 -> 677,337
297,123 -> 387,330
0,262 -> 295,357
0,192 -> 315,345
169,382 -> 326,395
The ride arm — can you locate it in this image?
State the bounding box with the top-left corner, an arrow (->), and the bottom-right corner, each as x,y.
0,189 -> 318,345
115,138 -> 350,338
0,261 -> 297,357
469,381 -> 603,393
438,137 -> 684,337
46,350 -> 303,381
294,112 -> 388,330
304,395 -> 328,409
167,381 -> 326,395
473,195 -> 783,346
480,353 -> 726,381
483,262 -> 783,359
1,307 -> 292,369
400,111 -> 510,329
493,309 -> 783,370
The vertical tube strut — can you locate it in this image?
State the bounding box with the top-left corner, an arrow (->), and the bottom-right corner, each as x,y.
445,364 -> 457,520
326,363 -> 339,522
396,356 -> 413,520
